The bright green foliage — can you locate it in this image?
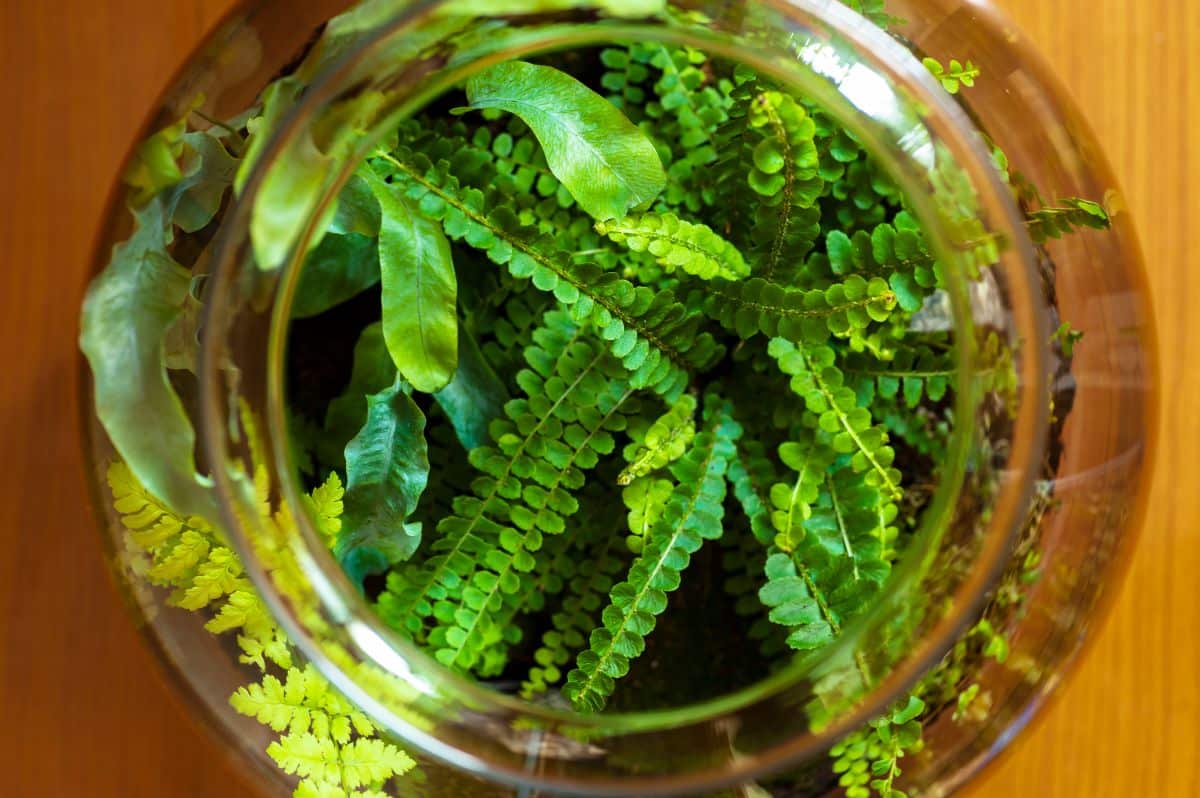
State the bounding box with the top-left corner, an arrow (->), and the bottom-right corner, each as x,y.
84,11 -> 1112,796
618,393 -> 698,484
109,461 -> 288,668
108,458 -> 414,798
377,310 -> 640,671
1052,321 -> 1084,358
376,146 -> 721,396
769,338 -> 903,499
268,734 -> 415,794
844,346 -> 955,409
596,212 -> 749,280
621,476 -> 674,554
831,696 -> 926,798
472,124 -> 576,215
715,82 -> 823,282
768,438 -> 835,553
599,43 -> 733,213
839,0 -> 896,27
1026,197 -> 1111,244
521,516 -> 627,697
563,396 -> 740,712
701,275 -> 898,351
922,57 -> 980,95
462,60 -> 667,220
818,214 -> 939,312
759,463 -> 893,651
364,169 -> 459,393
231,665 -> 376,743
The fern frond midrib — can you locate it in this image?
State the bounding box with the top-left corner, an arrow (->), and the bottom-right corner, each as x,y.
709,280 -> 893,320
760,97 -> 797,281
797,560 -> 840,635
826,473 -> 860,580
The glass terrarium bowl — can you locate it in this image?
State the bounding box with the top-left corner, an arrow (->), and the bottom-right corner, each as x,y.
79,1 -> 1154,796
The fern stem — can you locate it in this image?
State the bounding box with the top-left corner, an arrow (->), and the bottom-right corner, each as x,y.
708,279 -> 894,321
826,474 -> 859,581
797,561 -> 841,635
758,94 -> 796,282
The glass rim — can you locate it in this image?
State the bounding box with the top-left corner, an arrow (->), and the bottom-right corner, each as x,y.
197,0 -> 1052,792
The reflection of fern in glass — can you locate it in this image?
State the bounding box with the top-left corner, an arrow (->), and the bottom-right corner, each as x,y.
109,462 -> 416,796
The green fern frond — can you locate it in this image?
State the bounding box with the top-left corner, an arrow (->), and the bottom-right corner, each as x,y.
521,525 -> 627,698
760,463 -> 893,652
599,44 -> 654,116
768,338 -> 903,500
844,346 -> 954,409
769,438 -> 836,553
596,212 -> 749,280
832,695 -> 925,798
268,733 -> 415,794
726,437 -> 780,546
232,665 -> 375,743
206,588 -> 294,670
477,530 -> 581,679
618,392 -> 698,485
378,311 -> 640,672
714,81 -> 824,282
563,394 -> 741,712
818,214 -> 939,313
922,57 -> 980,95
1026,197 -> 1111,244
700,275 -> 897,349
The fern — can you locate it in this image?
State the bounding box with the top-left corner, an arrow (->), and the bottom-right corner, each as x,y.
374,148 -> 722,396
831,695 -> 925,798
844,346 -> 955,409
714,80 -> 823,281
563,395 -> 741,711
86,24 -> 1114,798
759,462 -> 893,652
596,212 -> 749,280
768,338 -> 903,500
700,274 -> 898,352
521,515 -> 627,698
922,57 -> 980,95
109,459 -> 414,797
618,392 -> 698,485
378,311 -> 640,672
1026,197 -> 1111,244
818,213 -> 939,313
621,476 -> 674,554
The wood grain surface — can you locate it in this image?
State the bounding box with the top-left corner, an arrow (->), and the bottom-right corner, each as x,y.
0,1 -> 1193,796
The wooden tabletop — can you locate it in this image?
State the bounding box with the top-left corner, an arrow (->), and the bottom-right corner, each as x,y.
0,1 -> 1194,795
